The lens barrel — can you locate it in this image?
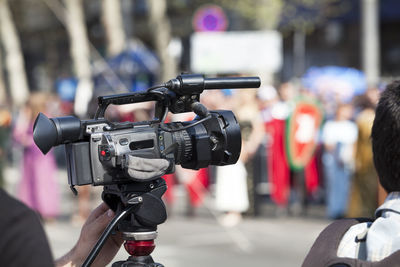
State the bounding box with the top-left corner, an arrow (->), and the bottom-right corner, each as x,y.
167,110 -> 241,169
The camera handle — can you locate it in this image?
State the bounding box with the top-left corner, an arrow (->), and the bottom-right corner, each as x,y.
94,74 -> 260,120
94,90 -> 168,120
82,179 -> 167,267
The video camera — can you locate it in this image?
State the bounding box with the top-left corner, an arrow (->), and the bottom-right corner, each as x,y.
33,74 -> 260,187
32,74 -> 260,267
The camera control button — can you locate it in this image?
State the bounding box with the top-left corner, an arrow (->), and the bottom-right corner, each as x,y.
99,145 -> 111,161
119,138 -> 129,146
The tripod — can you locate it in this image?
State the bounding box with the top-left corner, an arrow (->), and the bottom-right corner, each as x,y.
82,178 -> 167,267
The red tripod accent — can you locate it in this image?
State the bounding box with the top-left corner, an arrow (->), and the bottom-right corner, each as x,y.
124,240 -> 156,256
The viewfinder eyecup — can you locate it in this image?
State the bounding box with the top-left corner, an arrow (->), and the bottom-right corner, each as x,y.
33,112 -> 81,154
33,113 -> 58,154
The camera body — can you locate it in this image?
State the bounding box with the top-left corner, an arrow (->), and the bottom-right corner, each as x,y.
64,110 -> 240,186
33,74 -> 260,188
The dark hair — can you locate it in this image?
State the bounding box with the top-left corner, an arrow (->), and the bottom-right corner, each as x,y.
372,80 -> 400,193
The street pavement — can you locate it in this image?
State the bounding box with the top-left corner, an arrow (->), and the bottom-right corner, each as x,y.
45,213 -> 329,267
5,166 -> 330,267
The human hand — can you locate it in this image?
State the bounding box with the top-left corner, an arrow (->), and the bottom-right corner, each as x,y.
55,203 -> 123,267
125,155 -> 170,181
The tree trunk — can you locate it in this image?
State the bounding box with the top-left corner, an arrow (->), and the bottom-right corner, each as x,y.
0,46 -> 7,105
0,0 -> 29,107
361,0 -> 380,86
147,0 -> 177,82
64,0 -> 93,117
121,0 -> 134,38
101,0 -> 126,57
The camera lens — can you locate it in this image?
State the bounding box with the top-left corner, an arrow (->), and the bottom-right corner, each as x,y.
170,127 -> 192,164
211,110 -> 241,165
167,110 -> 241,169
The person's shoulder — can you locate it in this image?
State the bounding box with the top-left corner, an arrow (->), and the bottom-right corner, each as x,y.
0,189 -> 36,219
0,188 -> 43,237
337,221 -> 371,258
0,189 -> 54,267
302,218 -> 372,266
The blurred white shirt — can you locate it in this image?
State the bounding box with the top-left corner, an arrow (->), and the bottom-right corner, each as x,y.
321,120 -> 358,167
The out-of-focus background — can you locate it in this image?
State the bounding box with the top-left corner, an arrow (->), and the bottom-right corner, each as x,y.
0,0 -> 392,266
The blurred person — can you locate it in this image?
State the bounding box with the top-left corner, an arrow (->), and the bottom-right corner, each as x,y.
257,84 -> 280,125
257,83 -> 322,217
175,165 -> 209,217
256,85 -> 278,214
214,89 -> 247,225
288,88 -> 323,216
264,82 -> 295,214
0,107 -> 11,188
303,81 -> 400,265
236,89 -> 265,216
215,156 -> 248,226
13,92 -> 60,220
347,87 -> 380,218
215,88 -> 264,224
321,103 -> 358,219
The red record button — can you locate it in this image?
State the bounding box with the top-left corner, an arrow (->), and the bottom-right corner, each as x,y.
99,145 -> 111,161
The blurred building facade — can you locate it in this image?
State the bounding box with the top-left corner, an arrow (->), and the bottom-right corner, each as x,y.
4,0 -> 400,96
280,0 -> 400,82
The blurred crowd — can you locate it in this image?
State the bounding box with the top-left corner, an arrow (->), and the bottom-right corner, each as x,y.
0,76 -> 385,226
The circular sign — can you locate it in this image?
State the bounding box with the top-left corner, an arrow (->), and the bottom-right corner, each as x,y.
192,5 -> 228,32
285,97 -> 323,170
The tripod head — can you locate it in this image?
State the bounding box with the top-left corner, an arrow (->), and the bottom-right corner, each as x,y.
83,178 -> 167,267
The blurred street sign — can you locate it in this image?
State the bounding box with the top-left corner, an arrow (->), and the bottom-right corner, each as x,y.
192,5 -> 228,32
191,31 -> 282,74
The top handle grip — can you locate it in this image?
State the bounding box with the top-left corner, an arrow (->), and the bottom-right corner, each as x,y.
204,77 -> 261,90
94,91 -> 166,119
